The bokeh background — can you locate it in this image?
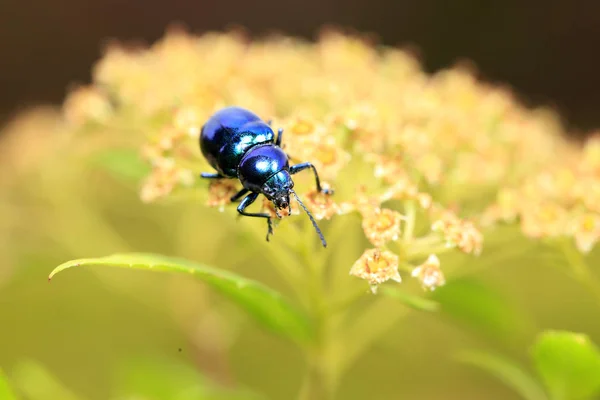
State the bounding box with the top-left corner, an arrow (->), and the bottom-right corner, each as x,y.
1,1 -> 600,400
2,0 -> 600,135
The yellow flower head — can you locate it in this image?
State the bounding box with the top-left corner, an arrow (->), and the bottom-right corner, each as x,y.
63,28 -> 600,293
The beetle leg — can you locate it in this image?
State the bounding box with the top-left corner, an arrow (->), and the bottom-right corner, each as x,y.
276,128 -> 284,146
289,162 -> 333,195
237,192 -> 274,241
230,188 -> 250,202
200,172 -> 226,179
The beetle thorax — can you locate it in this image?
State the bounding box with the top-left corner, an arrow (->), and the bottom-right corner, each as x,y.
237,144 -> 290,193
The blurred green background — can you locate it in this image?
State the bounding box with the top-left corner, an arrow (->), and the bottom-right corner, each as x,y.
2,2 -> 600,399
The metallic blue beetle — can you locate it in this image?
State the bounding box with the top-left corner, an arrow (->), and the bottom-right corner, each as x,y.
200,106 -> 332,247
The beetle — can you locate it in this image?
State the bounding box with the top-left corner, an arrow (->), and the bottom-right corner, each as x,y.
199,106 -> 332,247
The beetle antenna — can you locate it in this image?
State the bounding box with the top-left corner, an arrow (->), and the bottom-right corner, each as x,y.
291,190 -> 327,248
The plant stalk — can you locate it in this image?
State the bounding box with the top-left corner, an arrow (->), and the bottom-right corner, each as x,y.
298,221 -> 337,400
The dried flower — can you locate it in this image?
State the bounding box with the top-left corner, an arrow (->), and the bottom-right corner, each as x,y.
350,249 -> 401,293
361,208 -> 404,247
431,212 -> 483,255
412,254 -> 445,290
206,180 -> 240,212
303,187 -> 341,220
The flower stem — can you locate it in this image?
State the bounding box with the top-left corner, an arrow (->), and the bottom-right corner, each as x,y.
330,288 -> 370,315
403,200 -> 417,241
405,243 -> 452,260
298,345 -> 335,400
298,221 -> 336,400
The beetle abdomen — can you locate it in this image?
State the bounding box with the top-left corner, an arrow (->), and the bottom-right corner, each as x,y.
200,107 -> 275,177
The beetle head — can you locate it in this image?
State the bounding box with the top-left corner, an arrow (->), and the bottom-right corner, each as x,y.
261,170 -> 327,247
262,170 -> 294,214
273,192 -> 291,211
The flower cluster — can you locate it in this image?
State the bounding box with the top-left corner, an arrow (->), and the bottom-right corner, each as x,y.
484,134 -> 600,253
58,28 -> 598,293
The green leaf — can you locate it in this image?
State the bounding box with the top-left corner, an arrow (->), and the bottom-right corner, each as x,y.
430,277 -> 530,341
114,357 -> 264,400
532,330 -> 600,400
91,148 -> 151,183
49,253 -> 313,344
379,286 -> 440,312
11,360 -> 83,400
0,369 -> 18,400
458,351 -> 548,400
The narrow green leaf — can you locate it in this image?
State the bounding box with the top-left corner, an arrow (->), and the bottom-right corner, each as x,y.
91,148 -> 151,182
49,253 -> 313,344
430,277 -> 530,341
532,330 -> 600,400
0,369 -> 18,400
379,286 -> 440,312
458,351 -> 548,400
11,360 -> 83,400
